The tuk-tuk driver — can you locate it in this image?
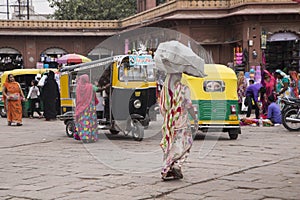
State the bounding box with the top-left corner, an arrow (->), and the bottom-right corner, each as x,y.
98,67 -> 111,122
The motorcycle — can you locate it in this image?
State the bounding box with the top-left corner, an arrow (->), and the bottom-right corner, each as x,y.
281,96 -> 300,131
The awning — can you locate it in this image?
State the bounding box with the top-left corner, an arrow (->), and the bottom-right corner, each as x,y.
43,48 -> 67,55
199,39 -> 242,45
0,47 -> 20,54
268,32 -> 299,42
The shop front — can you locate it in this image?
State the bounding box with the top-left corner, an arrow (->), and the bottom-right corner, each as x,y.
38,47 -> 67,69
264,32 -> 300,73
0,47 -> 23,72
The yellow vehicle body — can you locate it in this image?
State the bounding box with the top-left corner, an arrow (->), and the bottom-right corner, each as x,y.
59,55 -> 157,141
59,72 -> 74,114
182,64 -> 241,139
60,55 -> 157,118
0,68 -> 57,117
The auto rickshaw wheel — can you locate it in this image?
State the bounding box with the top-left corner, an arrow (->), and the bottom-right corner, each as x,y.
228,128 -> 240,140
66,120 -> 76,138
0,107 -> 6,118
132,121 -> 144,141
109,129 -> 120,135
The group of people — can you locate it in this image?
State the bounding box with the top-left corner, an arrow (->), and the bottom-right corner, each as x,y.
2,71 -> 60,126
237,68 -> 300,125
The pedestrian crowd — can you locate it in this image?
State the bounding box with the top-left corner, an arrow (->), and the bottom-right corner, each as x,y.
237,67 -> 300,126
3,63 -> 296,181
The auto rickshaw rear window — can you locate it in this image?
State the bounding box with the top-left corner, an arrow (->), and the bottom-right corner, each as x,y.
203,80 -> 225,92
118,55 -> 155,82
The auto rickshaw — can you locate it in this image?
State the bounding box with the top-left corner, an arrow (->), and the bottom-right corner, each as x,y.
0,68 -> 57,118
59,54 -> 157,141
182,64 -> 241,140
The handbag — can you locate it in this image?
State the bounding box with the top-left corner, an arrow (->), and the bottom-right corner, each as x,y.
241,97 -> 248,111
8,93 -> 20,101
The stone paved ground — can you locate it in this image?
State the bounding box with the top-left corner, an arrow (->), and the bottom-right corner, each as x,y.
0,116 -> 299,200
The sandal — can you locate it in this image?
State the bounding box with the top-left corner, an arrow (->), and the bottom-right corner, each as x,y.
161,172 -> 172,181
161,169 -> 177,181
172,167 -> 183,179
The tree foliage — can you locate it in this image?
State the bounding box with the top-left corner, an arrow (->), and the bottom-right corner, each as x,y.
48,0 -> 137,20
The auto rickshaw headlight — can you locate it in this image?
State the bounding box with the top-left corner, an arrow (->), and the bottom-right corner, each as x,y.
133,99 -> 142,109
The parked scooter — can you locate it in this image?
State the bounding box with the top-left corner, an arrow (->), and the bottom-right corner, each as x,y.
281,96 -> 300,131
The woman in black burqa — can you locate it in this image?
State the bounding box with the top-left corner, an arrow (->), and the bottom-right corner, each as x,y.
42,71 -> 60,121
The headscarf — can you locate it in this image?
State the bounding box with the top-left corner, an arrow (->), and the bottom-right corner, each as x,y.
46,70 -> 55,82
75,74 -> 93,117
3,74 -> 21,101
275,69 -> 288,78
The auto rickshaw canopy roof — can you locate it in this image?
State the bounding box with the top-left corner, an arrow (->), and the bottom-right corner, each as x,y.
0,68 -> 57,87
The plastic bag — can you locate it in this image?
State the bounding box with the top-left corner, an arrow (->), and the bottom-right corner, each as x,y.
241,97 -> 248,111
37,74 -> 47,87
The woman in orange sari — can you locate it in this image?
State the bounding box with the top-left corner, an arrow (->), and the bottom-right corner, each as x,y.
2,74 -> 25,126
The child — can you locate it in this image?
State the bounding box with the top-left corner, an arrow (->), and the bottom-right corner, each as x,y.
26,80 -> 42,118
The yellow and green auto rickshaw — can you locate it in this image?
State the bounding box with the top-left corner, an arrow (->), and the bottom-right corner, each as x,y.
182,64 -> 241,140
0,68 -> 57,118
59,54 -> 157,141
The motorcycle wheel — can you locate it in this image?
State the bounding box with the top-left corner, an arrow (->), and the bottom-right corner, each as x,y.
282,108 -> 300,131
0,106 -> 6,118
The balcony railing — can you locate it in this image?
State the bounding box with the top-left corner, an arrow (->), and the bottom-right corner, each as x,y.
0,20 -> 119,29
0,0 -> 296,30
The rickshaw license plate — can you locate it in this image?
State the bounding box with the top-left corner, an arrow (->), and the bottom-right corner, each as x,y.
229,115 -> 237,120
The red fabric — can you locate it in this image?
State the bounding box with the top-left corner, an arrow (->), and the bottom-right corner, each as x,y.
290,71 -> 299,97
95,94 -> 99,105
262,70 -> 275,97
75,74 -> 93,117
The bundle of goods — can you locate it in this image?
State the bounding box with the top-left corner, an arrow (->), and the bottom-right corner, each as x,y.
240,117 -> 273,127
234,47 -> 243,65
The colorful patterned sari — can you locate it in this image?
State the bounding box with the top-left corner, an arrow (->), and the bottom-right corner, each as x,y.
159,74 -> 193,177
74,74 -> 98,142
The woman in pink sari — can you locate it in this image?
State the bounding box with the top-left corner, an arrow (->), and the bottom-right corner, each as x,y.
261,70 -> 276,114
159,73 -> 198,180
74,74 -> 98,143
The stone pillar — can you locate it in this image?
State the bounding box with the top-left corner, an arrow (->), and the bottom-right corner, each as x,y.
247,23 -> 262,68
24,37 -> 37,69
